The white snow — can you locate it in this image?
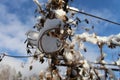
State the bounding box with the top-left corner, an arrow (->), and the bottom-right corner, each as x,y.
75,32 -> 120,46
67,6 -> 79,13
33,0 -> 40,6
54,9 -> 66,18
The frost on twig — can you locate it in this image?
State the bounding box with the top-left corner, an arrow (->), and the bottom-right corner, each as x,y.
75,32 -> 120,48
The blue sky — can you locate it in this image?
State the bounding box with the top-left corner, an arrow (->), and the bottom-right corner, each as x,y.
0,0 -> 120,77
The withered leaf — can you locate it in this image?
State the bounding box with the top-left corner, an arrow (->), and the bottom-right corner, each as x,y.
34,9 -> 38,13
92,25 -> 94,29
24,39 -> 27,43
33,26 -> 36,28
29,65 -> 33,71
40,58 -> 44,63
84,48 -> 87,52
76,17 -> 81,23
85,19 -> 89,24
68,36 -> 72,41
60,49 -> 64,55
85,28 -> 90,32
27,49 -> 32,54
33,54 -> 38,60
76,21 -> 78,25
0,58 -> 2,62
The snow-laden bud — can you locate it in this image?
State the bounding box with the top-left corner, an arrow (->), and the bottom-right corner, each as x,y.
67,19 -> 79,26
67,29 -> 72,34
101,60 -> 107,64
45,71 -> 52,79
78,68 -> 83,76
89,69 -> 98,80
60,29 -> 64,34
64,50 -> 74,61
54,9 -> 66,21
79,60 -> 84,64
115,58 -> 120,66
52,70 -> 61,80
83,60 -> 90,69
39,70 -> 45,79
39,53 -> 44,58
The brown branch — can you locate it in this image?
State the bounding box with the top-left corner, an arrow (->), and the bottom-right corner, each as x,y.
90,62 -> 119,66
94,67 -> 120,72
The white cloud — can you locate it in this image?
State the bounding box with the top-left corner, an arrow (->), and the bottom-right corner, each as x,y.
0,3 -> 34,54
1,0 -> 27,9
0,3 -> 48,77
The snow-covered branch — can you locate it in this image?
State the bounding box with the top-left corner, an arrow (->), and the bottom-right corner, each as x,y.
75,32 -> 120,48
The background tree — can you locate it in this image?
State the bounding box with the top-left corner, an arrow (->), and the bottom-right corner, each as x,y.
0,64 -> 40,80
